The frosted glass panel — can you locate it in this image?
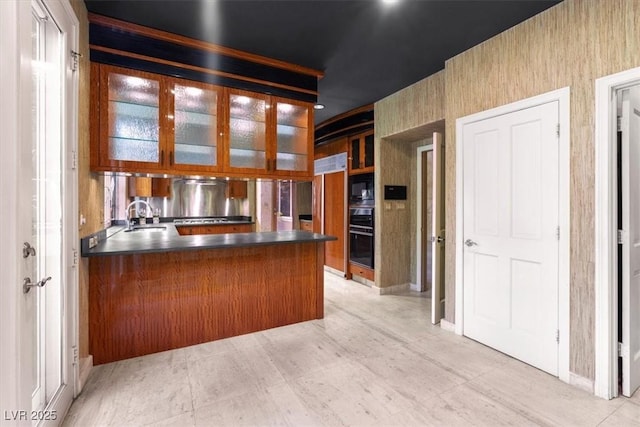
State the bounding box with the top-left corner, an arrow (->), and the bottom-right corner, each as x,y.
229,148 -> 266,169
174,143 -> 216,166
109,102 -> 159,141
277,152 -> 308,171
174,84 -> 218,167
276,102 -> 307,127
276,124 -> 307,154
276,102 -> 308,171
230,94 -> 265,122
109,73 -> 158,106
109,137 -> 159,162
229,93 -> 266,169
107,72 -> 160,163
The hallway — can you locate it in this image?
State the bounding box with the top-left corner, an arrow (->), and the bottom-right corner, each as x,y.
63,274 -> 639,426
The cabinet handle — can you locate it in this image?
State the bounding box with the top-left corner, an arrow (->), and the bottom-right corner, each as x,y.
170,151 -> 174,166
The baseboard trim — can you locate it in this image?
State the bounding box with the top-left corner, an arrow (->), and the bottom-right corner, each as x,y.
440,319 -> 456,333
569,372 -> 594,394
375,282 -> 410,295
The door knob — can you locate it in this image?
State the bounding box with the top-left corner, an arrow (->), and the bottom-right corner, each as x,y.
23,276 -> 51,294
464,239 -> 478,247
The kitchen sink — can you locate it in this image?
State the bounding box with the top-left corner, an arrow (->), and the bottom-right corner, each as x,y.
125,225 -> 167,233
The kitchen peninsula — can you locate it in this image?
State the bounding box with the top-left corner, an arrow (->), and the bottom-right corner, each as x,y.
82,224 -> 335,364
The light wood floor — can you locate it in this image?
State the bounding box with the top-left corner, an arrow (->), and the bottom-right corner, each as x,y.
63,273 -> 640,426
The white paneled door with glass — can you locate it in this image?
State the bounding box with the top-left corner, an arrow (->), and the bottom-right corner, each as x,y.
2,0 -> 79,424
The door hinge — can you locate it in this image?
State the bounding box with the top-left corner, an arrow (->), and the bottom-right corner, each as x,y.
556,123 -> 560,138
618,229 -> 624,245
556,226 -> 560,241
72,249 -> 78,267
72,346 -> 79,365
618,342 -> 630,358
70,50 -> 81,72
618,342 -> 623,357
71,150 -> 77,170
556,329 -> 560,344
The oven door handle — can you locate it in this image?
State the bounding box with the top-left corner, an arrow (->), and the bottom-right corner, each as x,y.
349,224 -> 373,230
349,230 -> 373,237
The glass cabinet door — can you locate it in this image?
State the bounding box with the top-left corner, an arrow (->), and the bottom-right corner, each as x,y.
172,82 -> 221,170
275,101 -> 310,173
105,68 -> 161,165
351,137 -> 361,170
228,91 -> 267,170
364,132 -> 374,168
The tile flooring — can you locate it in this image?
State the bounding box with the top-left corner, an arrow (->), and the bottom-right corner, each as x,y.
63,273 -> 640,426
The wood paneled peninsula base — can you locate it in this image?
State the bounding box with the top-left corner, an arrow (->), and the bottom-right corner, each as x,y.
86,230 -> 334,364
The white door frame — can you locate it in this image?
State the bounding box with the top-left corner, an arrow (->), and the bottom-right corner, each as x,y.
594,66 -> 640,400
455,87 -> 571,384
415,143 -> 434,292
0,0 -> 79,417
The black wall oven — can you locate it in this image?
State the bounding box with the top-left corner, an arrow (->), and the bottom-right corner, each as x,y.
349,207 -> 374,269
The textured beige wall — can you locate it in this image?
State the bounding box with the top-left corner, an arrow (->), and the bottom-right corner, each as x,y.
375,0 -> 640,381
374,72 -> 445,288
444,0 -> 640,381
71,0 -> 103,360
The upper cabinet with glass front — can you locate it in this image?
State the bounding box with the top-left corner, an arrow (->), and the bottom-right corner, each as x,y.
273,98 -> 313,178
227,90 -> 269,173
91,64 -> 314,179
95,65 -> 165,171
168,79 -> 224,173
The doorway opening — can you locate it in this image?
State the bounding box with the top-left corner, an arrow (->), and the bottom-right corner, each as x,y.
594,67 -> 640,399
416,132 -> 445,324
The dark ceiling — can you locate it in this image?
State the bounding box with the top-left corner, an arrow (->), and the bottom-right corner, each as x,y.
84,0 -> 561,124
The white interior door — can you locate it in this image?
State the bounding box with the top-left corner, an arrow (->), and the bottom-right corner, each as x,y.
621,86 -> 640,397
431,132 -> 445,324
22,0 -> 77,424
462,101 -> 559,376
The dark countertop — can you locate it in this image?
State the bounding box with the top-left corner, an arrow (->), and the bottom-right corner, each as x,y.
81,224 -> 336,257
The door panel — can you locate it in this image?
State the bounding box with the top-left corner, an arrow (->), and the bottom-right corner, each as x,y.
463,101 -> 559,376
621,86 -> 640,397
431,132 -> 445,324
421,150 -> 433,291
324,171 -> 346,272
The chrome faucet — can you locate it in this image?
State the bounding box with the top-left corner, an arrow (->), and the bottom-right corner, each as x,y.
125,200 -> 153,231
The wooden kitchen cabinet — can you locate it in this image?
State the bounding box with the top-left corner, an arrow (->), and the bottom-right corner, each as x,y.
176,223 -> 254,235
349,130 -> 374,174
93,64 -> 165,171
91,63 -> 314,179
128,177 -> 173,198
92,64 -> 225,174
226,90 -> 313,179
272,97 -> 314,178
151,178 -> 172,197
167,78 -> 225,174
225,180 -> 248,199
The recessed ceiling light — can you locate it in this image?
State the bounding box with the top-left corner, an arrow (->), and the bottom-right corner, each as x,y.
381,0 -> 400,5
314,104 -> 325,110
